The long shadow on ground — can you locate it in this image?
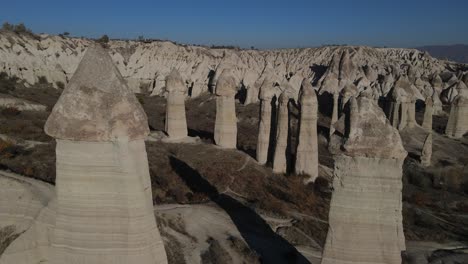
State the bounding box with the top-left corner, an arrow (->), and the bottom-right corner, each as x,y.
169,156 -> 310,264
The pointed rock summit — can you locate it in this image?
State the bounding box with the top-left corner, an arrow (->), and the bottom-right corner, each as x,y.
45,44 -> 149,141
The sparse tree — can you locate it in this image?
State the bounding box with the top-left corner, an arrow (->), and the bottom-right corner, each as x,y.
13,23 -> 28,34
63,32 -> 70,36
2,22 -> 13,31
97,34 -> 109,43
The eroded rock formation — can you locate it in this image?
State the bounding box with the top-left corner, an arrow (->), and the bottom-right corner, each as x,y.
272,90 -> 292,174
0,45 -> 168,264
165,69 -> 188,140
323,95 -> 407,264
1,31 -> 460,105
295,79 -> 319,182
445,81 -> 468,138
214,69 -> 237,148
422,96 -> 433,131
256,81 -> 277,165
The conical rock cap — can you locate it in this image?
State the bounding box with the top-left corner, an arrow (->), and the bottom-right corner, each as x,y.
45,45 -> 149,141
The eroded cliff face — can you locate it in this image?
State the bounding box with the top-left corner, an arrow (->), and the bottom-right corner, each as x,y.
0,31 -> 462,102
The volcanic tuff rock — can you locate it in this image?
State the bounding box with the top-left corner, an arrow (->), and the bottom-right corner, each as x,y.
44,44 -> 149,141
214,69 -> 238,148
445,81 -> 468,138
165,68 -> 188,140
1,31 -> 464,105
0,45 -> 168,264
324,96 -> 407,264
295,79 -> 319,182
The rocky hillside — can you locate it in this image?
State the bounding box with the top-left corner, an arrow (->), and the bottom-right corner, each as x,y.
0,30 -> 465,104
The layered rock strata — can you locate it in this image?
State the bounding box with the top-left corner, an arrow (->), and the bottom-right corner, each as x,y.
214,69 -> 237,148
445,81 -> 468,138
165,69 -> 188,140
295,79 -> 319,182
0,31 -> 459,104
272,91 -> 291,174
1,45 -> 168,264
256,82 -> 276,165
323,96 -> 407,264
422,97 -> 433,131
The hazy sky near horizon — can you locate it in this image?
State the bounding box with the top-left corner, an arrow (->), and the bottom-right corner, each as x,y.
1,0 -> 467,49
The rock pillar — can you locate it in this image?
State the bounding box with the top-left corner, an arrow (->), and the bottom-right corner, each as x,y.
272,92 -> 290,174
295,79 -> 318,183
43,45 -> 167,264
422,97 -> 433,131
398,101 -> 409,130
407,99 -> 417,128
445,82 -> 468,138
256,84 -> 275,165
165,69 -> 188,140
323,96 -> 407,264
214,70 -> 238,148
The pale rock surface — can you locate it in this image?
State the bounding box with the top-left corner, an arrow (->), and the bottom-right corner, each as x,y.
421,133 -> 432,167
329,93 -> 339,137
339,83 -> 358,112
323,96 -> 407,264
272,91 -> 291,174
1,45 -> 168,264
445,81 -> 468,138
214,69 -> 237,148
0,31 -> 460,105
165,69 -> 188,140
0,94 -> 47,111
422,97 -> 433,131
295,79 -> 319,182
256,82 -> 277,165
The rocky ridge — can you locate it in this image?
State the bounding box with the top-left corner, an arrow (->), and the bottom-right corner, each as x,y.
1,31 -> 465,103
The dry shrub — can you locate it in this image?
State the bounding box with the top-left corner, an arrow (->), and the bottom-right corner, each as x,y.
23,166 -> 34,176
410,191 -> 431,206
1,107 -> 21,116
444,167 -> 465,192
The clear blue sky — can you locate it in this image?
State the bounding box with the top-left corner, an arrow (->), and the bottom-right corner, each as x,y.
1,0 -> 467,49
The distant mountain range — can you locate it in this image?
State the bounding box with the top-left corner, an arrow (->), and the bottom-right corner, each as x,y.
415,44 -> 468,64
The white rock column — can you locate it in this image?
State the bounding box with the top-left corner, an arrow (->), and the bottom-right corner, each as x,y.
398,101 -> 409,131
295,80 -> 318,183
214,69 -> 238,148
44,45 -> 167,264
422,97 -> 433,131
323,96 -> 407,264
388,100 -> 401,128
256,85 -> 275,165
165,69 -> 188,140
407,99 -> 417,128
445,82 -> 468,138
272,92 -> 290,174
